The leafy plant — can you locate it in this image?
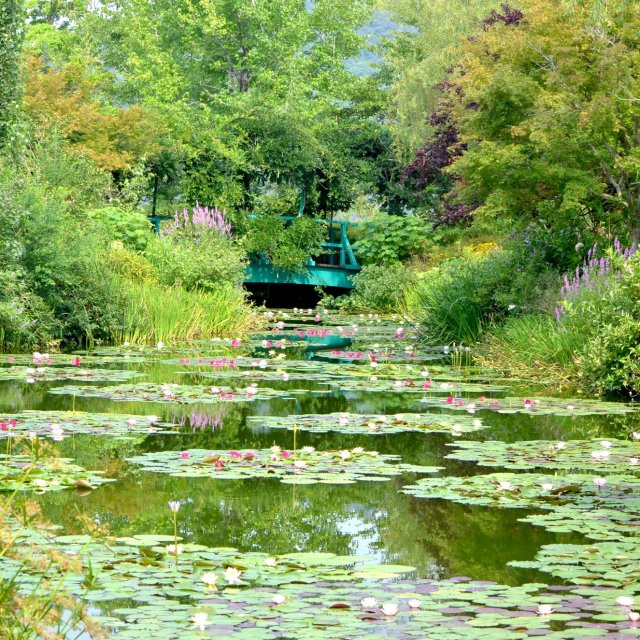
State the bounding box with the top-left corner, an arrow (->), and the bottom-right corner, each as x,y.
88,207 -> 152,252
352,213 -> 427,265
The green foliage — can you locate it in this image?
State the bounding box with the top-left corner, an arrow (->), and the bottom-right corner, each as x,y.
243,215 -> 326,272
87,206 -> 152,252
579,258 -> 640,396
345,264 -> 414,312
146,232 -> 247,292
0,0 -> 25,150
440,0 -> 640,238
118,281 -> 256,343
417,250 -> 555,344
352,213 -> 427,264
107,245 -> 159,283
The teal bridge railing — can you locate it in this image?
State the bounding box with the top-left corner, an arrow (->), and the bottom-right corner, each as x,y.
149,215 -> 361,289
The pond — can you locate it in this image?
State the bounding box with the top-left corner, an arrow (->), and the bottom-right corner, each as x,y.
2,310 -> 640,639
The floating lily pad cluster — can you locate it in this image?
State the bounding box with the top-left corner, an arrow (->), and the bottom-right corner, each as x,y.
248,412 -> 485,435
446,438 -> 640,472
416,395 -> 637,416
0,454 -> 111,493
127,448 -> 441,485
3,353 -> 149,366
0,411 -> 174,441
4,531 -> 638,639
331,378 -> 507,394
0,366 -> 144,383
49,382 -> 315,404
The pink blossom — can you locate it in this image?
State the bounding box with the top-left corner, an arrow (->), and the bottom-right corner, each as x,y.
180,452 -> 190,459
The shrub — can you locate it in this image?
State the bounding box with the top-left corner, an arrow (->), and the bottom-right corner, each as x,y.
243,214 -> 326,272
147,204 -> 247,291
417,250 -> 554,344
88,206 -> 152,252
107,244 -> 159,282
352,213 -> 427,265
344,264 -> 414,312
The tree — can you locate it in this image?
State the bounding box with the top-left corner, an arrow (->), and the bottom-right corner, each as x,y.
0,0 -> 25,149
55,0 -> 392,214
410,0 -> 640,240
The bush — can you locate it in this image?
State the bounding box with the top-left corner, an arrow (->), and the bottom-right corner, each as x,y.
352,213 -> 427,265
345,264 -> 414,312
417,249 -> 556,344
146,205 -> 246,292
243,214 -> 326,272
88,207 -> 152,252
107,244 -> 159,282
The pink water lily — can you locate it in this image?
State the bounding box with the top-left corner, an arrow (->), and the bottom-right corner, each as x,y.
180,452 -> 190,460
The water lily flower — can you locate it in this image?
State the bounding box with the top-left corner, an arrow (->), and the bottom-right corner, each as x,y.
28,432 -> 37,441
451,425 -> 462,437
628,611 -> 640,623
541,483 -> 554,491
127,419 -> 137,426
339,450 -> 351,460
156,342 -> 164,350
591,450 -> 611,460
497,481 -> 514,491
293,460 -> 306,469
25,378 -> 35,384
192,612 -> 209,630
370,361 -> 378,368
473,419 -> 482,428
168,501 -> 181,513
631,458 -> 639,465
617,596 -> 635,607
281,450 -> 291,459
224,567 -> 242,584
272,594 -> 286,605
271,445 -> 281,454
408,599 -> 421,609
264,557 -> 277,567
166,544 -> 182,556
593,477 -> 607,489
361,597 -> 377,608
566,404 -> 575,411
600,440 -> 613,449
555,442 -> 566,450
276,321 -> 285,329
466,403 -> 476,414
201,572 -> 218,587
632,432 -> 640,440
537,604 -> 554,616
446,396 -> 454,405
381,603 -> 399,616
524,399 -> 532,409
301,446 -> 315,453
50,425 -> 64,441
180,452 -> 190,460
352,447 -> 364,454
229,450 -> 242,458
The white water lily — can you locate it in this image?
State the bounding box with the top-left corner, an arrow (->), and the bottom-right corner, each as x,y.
617,596 -> 635,607
224,567 -> 242,584
293,460 -> 307,469
473,419 -> 482,428
127,419 -> 137,426
166,544 -> 182,556
270,445 -> 281,454
600,440 -> 613,448
352,447 -> 364,454
156,342 -> 164,350
541,483 -> 554,492
537,604 -> 554,616
632,432 -> 640,440
408,599 -> 421,609
628,611 -> 640,623
381,603 -> 399,616
631,458 -> 639,465
272,594 -> 286,605
192,612 -> 209,630
301,446 -> 315,453
555,442 -> 566,450
593,477 -> 607,489
497,481 -> 514,491
264,557 -> 277,567
339,450 -> 351,460
201,572 -> 218,587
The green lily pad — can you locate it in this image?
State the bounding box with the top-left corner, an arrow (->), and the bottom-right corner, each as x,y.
127,448 -> 441,484
0,366 -> 144,383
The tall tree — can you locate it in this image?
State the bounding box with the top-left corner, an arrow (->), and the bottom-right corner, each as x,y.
0,0 -> 25,149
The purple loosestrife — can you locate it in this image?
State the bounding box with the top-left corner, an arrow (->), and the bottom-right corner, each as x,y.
161,203 -> 233,240
556,239 -> 637,321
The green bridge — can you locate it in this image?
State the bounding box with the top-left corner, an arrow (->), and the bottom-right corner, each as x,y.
150,215 -> 361,290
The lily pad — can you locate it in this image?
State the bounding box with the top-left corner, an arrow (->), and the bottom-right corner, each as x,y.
0,411 -> 175,441
49,382 -> 316,404
248,412 -> 486,435
0,366 -> 144,383
0,454 -> 112,493
127,448 -> 441,484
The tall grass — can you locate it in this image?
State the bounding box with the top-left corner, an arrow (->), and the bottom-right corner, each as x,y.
117,281 -> 259,344
478,313 -> 584,381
